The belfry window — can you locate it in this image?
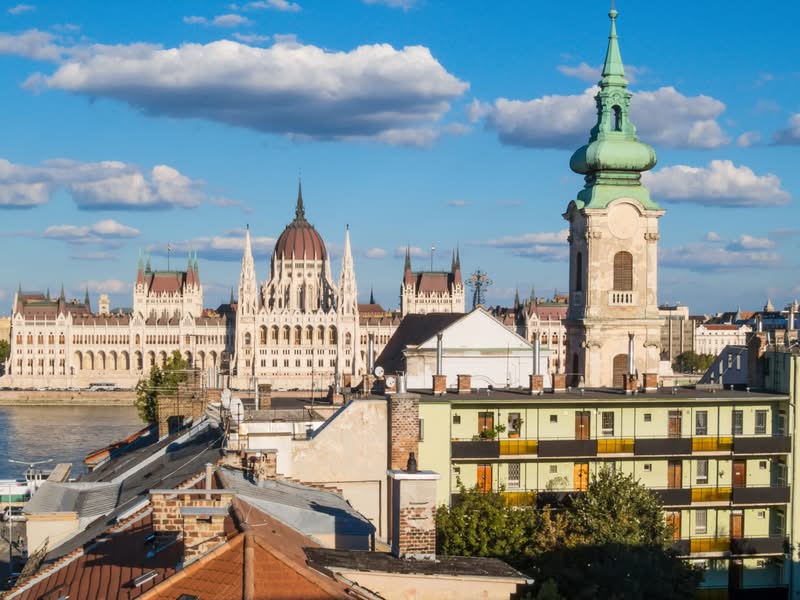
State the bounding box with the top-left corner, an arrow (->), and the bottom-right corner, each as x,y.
575,251 -> 583,292
613,251 -> 633,291
612,105 -> 622,131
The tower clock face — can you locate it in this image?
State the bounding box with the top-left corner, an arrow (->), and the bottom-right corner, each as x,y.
608,201 -> 640,240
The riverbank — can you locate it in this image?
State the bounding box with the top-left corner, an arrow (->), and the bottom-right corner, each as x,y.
0,390 -> 135,406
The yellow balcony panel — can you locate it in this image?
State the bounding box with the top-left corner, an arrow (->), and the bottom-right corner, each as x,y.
597,438 -> 634,454
499,439 -> 538,455
692,487 -> 732,503
692,437 -> 733,452
502,491 -> 537,507
690,538 -> 730,554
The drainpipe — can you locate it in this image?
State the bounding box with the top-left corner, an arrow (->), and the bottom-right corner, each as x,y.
533,333 -> 540,376
436,332 -> 444,376
367,333 -> 375,373
628,332 -> 635,375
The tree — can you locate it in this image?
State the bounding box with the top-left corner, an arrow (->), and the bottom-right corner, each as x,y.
134,351 -> 189,424
673,351 -> 715,374
0,339 -> 9,372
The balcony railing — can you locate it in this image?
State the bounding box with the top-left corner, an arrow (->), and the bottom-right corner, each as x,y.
451,440 -> 499,459
500,439 -> 538,456
730,536 -> 787,556
690,537 -> 730,554
538,439 -> 598,458
634,438 -> 692,456
655,488 -> 692,506
731,485 -> 790,505
597,438 -> 634,454
691,487 -> 732,503
692,437 -> 733,453
733,436 -> 791,455
608,290 -> 638,306
501,491 -> 537,507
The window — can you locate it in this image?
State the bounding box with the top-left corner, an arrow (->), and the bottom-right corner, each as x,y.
695,509 -> 707,534
452,414 -> 461,425
549,414 -> 558,423
549,465 -> 558,474
613,251 -> 633,291
695,411 -> 708,436
575,252 -> 583,292
643,463 -> 652,472
696,459 -> 709,484
644,413 -> 652,422
732,410 -> 743,436
508,412 -> 522,435
757,510 -> 766,519
508,463 -> 520,489
755,410 -> 767,435
601,411 -> 614,436
778,411 -> 787,435
612,105 -> 622,131
759,460 -> 768,470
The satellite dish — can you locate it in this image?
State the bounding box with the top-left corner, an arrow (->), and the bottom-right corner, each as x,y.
386,376 -> 396,388
374,366 -> 385,377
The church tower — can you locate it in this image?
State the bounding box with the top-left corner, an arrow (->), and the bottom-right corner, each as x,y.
234,226 -> 258,379
564,8 -> 664,388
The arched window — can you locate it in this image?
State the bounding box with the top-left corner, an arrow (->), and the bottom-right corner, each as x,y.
328,326 -> 337,345
612,105 -> 622,131
270,326 -> 279,343
244,332 -> 251,346
282,326 -> 291,344
345,332 -> 352,345
613,251 -> 633,291
575,251 -> 583,292
259,326 -> 267,345
294,326 -> 302,345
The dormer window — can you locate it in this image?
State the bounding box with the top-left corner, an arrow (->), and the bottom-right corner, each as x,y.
612,105 -> 622,131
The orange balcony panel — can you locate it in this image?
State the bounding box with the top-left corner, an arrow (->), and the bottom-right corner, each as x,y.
499,439 -> 538,455
597,439 -> 634,454
692,487 -> 732,503
692,437 -> 733,452
690,538 -> 730,554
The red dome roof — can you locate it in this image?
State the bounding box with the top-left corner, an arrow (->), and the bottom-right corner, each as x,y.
273,184 -> 327,261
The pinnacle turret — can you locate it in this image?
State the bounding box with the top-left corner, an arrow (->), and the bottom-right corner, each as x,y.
295,179 -> 305,220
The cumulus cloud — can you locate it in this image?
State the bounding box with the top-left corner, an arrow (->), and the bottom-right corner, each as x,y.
232,32 -> 270,44
183,14 -> 253,27
364,247 -> 387,259
363,0 -> 419,9
394,246 -> 428,259
480,229 -> 569,262
736,131 -> 762,147
643,160 -> 791,207
661,242 -> 780,271
234,0 -> 301,12
44,219 -> 140,244
726,235 -> 775,251
557,62 -> 646,84
0,157 -> 204,210
704,231 -> 723,242
85,279 -> 130,294
774,113 -> 800,145
16,34 -> 467,146
480,86 -> 728,149
8,4 -> 35,15
150,232 -> 276,262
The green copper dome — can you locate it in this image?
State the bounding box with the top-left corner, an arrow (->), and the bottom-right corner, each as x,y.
569,9 -> 660,211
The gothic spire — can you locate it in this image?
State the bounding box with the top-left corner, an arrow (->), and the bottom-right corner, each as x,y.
59,283 -> 65,301
295,179 -> 305,220
338,225 -> 357,315
369,287 -> 375,305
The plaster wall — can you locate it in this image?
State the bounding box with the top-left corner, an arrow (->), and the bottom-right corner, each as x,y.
335,570 -> 526,600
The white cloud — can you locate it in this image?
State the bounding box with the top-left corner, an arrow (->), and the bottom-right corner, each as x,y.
184,14 -> 253,27
365,247 -> 387,259
44,219 -> 140,243
661,242 -> 780,271
20,37 -> 467,145
466,99 -> 491,123
736,131 -> 762,147
447,200 -> 469,207
363,0 -> 419,9
481,229 -> 569,262
704,231 -> 723,242
0,30 -> 65,61
481,86 -> 728,149
70,251 -> 119,261
557,62 -> 646,85
238,0 -> 301,12
0,157 -> 205,210
774,113 -> 800,145
726,235 -> 775,251
394,246 -> 427,258
643,160 -> 791,207
85,279 -> 130,294
233,32 -> 270,44
211,196 -> 253,213
150,232 -> 276,262
8,4 -> 35,15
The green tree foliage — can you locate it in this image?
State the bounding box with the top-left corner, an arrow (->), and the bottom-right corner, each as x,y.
0,339 -> 9,369
673,350 -> 716,374
437,468 -> 702,600
134,351 -> 189,424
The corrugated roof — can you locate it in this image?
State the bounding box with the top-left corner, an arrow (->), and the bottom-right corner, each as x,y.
24,481 -> 120,518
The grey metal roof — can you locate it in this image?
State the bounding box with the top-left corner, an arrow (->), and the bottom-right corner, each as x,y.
24,481 -> 120,519
219,468 -> 374,538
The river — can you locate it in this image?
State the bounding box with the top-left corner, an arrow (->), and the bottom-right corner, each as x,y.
0,405 -> 143,480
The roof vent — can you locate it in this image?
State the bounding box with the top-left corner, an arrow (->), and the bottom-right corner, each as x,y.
133,570 -> 158,587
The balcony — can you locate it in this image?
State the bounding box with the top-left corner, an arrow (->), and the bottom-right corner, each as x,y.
451,440 -> 499,459
733,436 -> 791,455
608,290 -> 638,306
692,487 -> 732,503
502,491 -> 537,507
655,488 -> 692,506
730,536 -> 787,556
597,438 -> 634,454
690,537 -> 730,554
692,436 -> 733,453
499,439 -> 538,456
634,438 -> 692,456
538,439 -> 598,458
732,485 -> 790,505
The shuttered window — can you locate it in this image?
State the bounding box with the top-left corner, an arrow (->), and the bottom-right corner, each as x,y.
613,251 -> 633,291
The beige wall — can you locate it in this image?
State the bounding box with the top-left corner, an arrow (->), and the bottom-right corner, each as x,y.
26,513 -> 79,553
336,570 -> 526,600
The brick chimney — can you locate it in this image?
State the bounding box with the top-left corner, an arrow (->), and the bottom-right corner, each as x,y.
389,393 -> 420,470
150,487 -> 234,564
432,374 -> 447,395
456,374 -> 471,394
387,457 -> 441,560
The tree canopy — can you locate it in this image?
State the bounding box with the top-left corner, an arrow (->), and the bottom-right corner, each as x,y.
134,351 -> 189,423
437,468 -> 702,600
673,351 -> 715,374
0,339 -> 9,372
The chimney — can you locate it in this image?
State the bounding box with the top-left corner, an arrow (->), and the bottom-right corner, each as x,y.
387,455 -> 441,560
368,333 -> 375,373
432,374 -> 447,395
389,393 -> 420,470
530,333 -> 543,395
457,374 -> 471,394
435,332 -> 444,376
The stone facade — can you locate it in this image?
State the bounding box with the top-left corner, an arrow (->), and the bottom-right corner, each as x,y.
400,248 -> 464,317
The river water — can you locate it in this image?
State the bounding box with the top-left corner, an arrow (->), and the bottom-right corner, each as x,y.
0,405 -> 142,480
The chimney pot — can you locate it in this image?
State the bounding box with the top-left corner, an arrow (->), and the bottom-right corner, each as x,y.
406,452 -> 418,473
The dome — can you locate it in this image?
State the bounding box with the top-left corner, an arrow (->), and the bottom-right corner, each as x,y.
569,137 -> 656,175
273,184 -> 327,261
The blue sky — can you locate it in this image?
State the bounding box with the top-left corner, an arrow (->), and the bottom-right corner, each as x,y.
0,0 -> 798,315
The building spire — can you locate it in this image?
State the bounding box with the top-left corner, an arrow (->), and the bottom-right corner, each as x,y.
338,225 -> 357,315
295,179 -> 305,220
601,8 -> 626,86
369,286 -> 375,304
59,283 -> 65,301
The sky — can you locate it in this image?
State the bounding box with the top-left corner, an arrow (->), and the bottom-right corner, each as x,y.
0,0 -> 798,315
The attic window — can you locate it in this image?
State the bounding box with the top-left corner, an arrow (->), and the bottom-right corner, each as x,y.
613,105 -> 622,131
